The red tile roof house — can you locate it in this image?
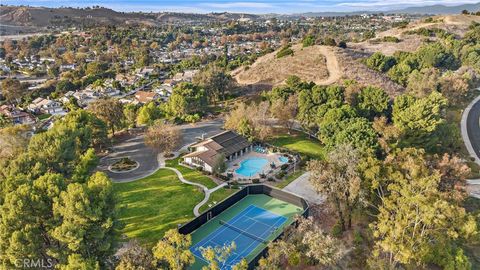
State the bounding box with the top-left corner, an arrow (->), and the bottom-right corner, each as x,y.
183,131 -> 252,173
0,105 -> 36,125
134,91 -> 160,104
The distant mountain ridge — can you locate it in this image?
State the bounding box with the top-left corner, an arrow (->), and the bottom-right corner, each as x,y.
0,3 -> 478,33
287,3 -> 480,17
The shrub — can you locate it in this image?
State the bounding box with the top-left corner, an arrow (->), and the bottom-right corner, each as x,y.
275,171 -> 286,179
252,179 -> 260,184
338,41 -> 347,48
276,45 -> 294,58
382,36 -> 400,43
331,223 -> 343,238
280,164 -> 289,170
267,177 -> 275,182
353,230 -> 364,246
259,173 -> 266,179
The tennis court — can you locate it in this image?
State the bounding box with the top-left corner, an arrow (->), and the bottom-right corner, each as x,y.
189,194 -> 304,269
191,205 -> 286,268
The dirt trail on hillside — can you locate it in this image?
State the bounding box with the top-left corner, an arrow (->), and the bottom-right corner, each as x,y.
233,44 -> 341,86
316,46 -> 341,85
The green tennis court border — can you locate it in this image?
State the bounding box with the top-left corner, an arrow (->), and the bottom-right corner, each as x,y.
179,185 -> 309,269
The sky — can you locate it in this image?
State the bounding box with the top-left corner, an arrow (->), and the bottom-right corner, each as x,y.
2,0 -> 480,14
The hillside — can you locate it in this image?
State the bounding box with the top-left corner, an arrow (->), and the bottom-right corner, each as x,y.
348,14 -> 480,56
233,44 -> 334,87
0,6 -> 261,34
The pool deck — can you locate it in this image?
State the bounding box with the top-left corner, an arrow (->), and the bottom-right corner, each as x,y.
227,151 -> 287,179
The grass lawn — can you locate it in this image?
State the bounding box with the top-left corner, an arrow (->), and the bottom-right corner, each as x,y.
165,157 -> 218,189
274,169 -> 306,189
198,187 -> 237,213
268,130 -> 327,160
114,168 -> 204,246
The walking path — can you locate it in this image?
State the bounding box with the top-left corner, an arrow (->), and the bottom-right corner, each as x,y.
159,152 -> 227,217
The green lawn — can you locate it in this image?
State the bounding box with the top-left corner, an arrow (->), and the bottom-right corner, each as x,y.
199,187 -> 236,213
268,130 -> 326,160
165,157 -> 218,189
114,168 -> 204,245
274,169 -> 306,189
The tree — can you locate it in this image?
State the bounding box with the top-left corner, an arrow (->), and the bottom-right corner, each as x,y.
392,91 -> 448,150
0,124 -> 28,162
200,242 -> 237,270
89,98 -> 124,135
194,64 -> 235,103
212,154 -> 227,175
224,101 -> 272,141
356,86 -> 390,119
144,122 -> 182,155
432,153 -> 470,201
370,148 -> 477,268
163,83 -> 207,121
271,94 -> 298,133
56,80 -> 76,94
1,78 -> 26,103
308,144 -> 361,231
439,72 -> 471,103
52,172 -> 118,266
115,240 -> 154,270
365,52 -> 396,72
258,217 -> 344,268
406,68 -> 440,98
123,104 -> 138,128
152,229 -> 194,270
136,102 -> 162,126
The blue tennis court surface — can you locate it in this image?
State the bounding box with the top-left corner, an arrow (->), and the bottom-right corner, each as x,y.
191,204 -> 287,269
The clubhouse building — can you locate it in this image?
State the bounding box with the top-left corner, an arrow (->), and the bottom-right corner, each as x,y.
183,131 -> 252,173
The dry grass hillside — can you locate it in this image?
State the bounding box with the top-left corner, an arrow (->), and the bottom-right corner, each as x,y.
233,44 -> 336,86
336,48 -> 405,97
349,14 -> 480,56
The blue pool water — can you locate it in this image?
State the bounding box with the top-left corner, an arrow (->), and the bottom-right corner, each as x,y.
279,156 -> 289,163
235,158 -> 268,177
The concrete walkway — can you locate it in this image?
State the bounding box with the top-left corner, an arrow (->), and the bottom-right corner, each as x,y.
160,153 -> 227,217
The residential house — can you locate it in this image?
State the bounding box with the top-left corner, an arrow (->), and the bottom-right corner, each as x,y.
135,91 -> 160,104
28,97 -> 66,115
0,105 -> 36,125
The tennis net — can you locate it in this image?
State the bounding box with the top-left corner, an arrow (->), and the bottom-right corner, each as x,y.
219,220 -> 269,244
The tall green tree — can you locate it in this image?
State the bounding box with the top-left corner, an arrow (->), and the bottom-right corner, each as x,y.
89,98 -> 125,135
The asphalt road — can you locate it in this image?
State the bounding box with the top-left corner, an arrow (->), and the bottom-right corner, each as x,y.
98,119 -> 224,182
462,93 -> 480,165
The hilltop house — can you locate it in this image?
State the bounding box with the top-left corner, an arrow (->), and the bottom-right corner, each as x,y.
28,97 -> 66,115
183,131 -> 252,173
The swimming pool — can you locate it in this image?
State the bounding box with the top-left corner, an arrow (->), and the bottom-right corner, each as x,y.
279,156 -> 289,163
236,158 -> 268,177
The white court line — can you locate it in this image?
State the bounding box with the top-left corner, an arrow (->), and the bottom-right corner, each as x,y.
226,206 -> 287,267
191,205 -> 257,263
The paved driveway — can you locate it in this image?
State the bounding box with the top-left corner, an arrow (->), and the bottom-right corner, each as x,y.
97,134 -> 160,182
98,119 -> 224,182
283,172 -> 325,205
